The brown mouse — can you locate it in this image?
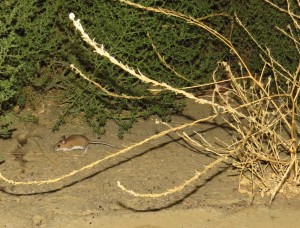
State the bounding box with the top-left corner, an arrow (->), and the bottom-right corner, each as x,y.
54,134 -> 114,153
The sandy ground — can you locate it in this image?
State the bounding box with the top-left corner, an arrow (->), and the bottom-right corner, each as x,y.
0,98 -> 300,227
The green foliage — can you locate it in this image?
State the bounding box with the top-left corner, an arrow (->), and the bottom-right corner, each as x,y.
0,2 -> 18,136
0,0 -> 298,137
230,0 -> 297,75
17,114 -> 39,125
0,115 -> 13,138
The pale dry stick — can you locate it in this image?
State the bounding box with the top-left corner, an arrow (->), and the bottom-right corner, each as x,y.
157,120 -> 194,145
212,62 -> 232,108
120,0 -> 295,152
235,15 -> 296,128
217,80 -> 293,155
234,15 -> 270,61
274,21 -> 300,178
119,0 -> 252,77
118,125 -> 255,198
196,12 -> 232,22
223,113 -> 273,152
241,109 -> 288,166
0,114 -> 217,185
264,0 -> 300,19
179,76 -> 250,91
162,120 -> 227,157
223,60 -> 291,133
276,26 -> 300,52
119,0 -> 284,111
259,54 -> 293,86
146,32 -> 198,85
69,13 -> 234,114
198,12 -> 235,41
263,47 -> 299,117
69,10 -> 297,197
246,141 -> 290,164
288,80 -> 299,171
214,133 -> 232,149
286,0 -> 300,30
240,169 -> 268,194
250,164 -> 262,200
70,12 -> 282,135
258,62 -> 268,85
68,13 -> 253,197
182,132 -> 226,157
156,94 -> 280,198
224,115 -> 290,164
117,153 -> 231,198
236,16 -> 294,93
241,125 -> 297,202
237,118 -> 292,160
269,155 -> 297,204
223,61 -> 249,105
156,120 -> 224,157
70,64 -> 144,100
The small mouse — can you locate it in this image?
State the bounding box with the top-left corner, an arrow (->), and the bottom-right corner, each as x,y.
54,134 -> 114,153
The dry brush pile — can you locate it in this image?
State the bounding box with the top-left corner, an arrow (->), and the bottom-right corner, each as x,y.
0,0 -> 299,204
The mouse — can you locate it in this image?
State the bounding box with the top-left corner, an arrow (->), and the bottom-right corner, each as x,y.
54,134 -> 114,153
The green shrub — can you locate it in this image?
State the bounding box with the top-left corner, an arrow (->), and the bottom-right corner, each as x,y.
0,0 -> 298,137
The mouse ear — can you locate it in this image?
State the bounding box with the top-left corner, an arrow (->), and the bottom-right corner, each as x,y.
60,135 -> 67,144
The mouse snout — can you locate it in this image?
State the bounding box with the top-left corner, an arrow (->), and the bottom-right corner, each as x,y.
54,143 -> 62,151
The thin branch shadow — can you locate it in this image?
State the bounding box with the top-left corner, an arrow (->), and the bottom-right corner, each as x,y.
117,164 -> 231,212
0,135 -> 203,196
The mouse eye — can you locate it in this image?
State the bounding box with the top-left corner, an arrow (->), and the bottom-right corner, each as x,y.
57,145 -> 60,148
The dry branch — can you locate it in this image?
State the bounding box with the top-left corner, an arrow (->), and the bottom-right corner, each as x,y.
0,114 -> 216,185
0,0 -> 298,205
70,64 -> 144,99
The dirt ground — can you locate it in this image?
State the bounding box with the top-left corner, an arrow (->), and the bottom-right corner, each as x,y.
1,97 -> 300,227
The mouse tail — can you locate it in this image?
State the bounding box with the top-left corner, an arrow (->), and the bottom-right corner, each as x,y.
89,141 -> 114,147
